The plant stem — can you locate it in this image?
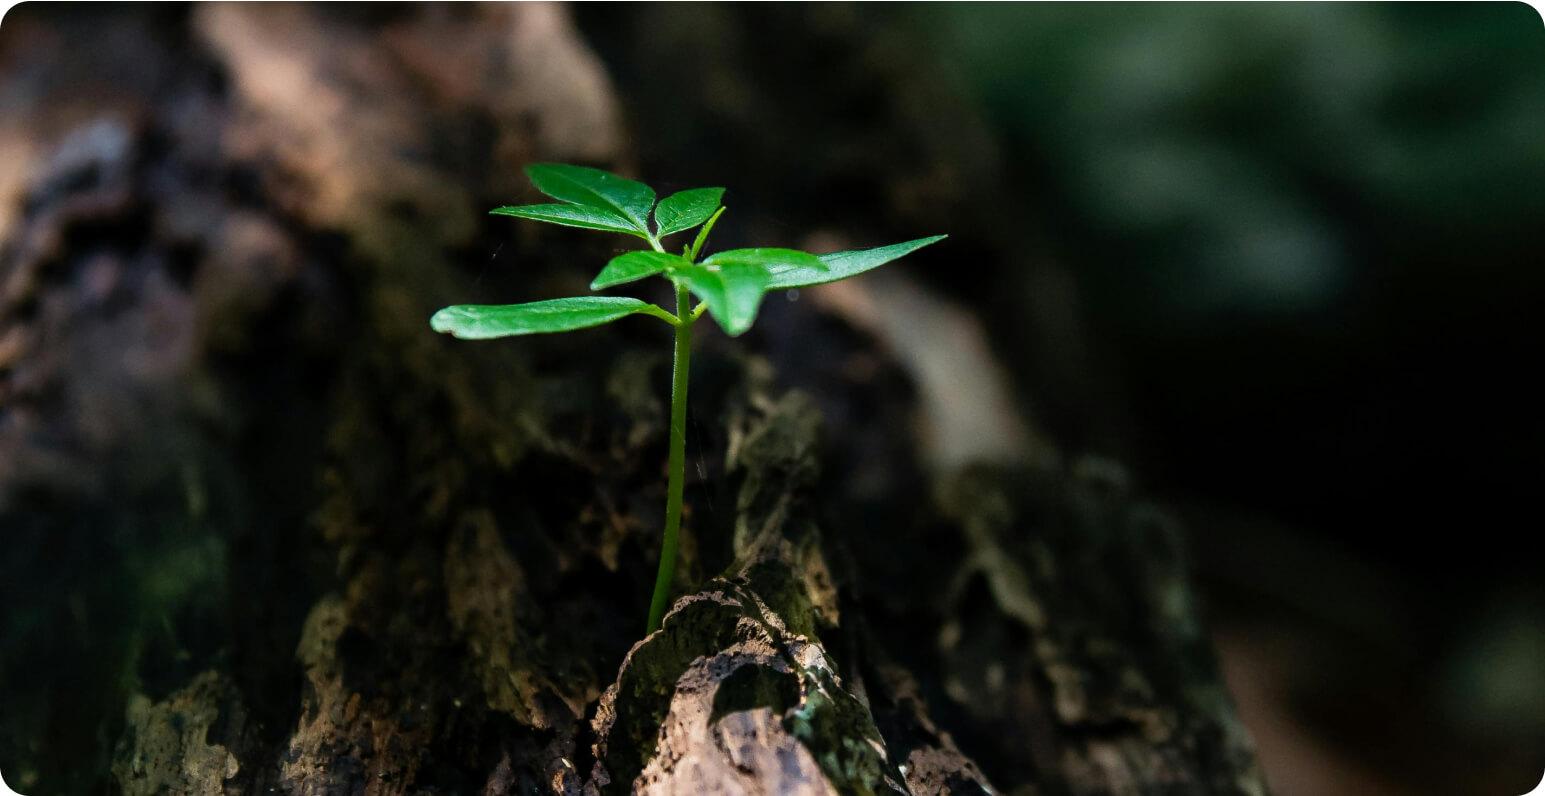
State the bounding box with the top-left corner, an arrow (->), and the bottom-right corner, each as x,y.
647,282 -> 693,633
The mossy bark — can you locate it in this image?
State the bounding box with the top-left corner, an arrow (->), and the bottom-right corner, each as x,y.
0,5 -> 1264,794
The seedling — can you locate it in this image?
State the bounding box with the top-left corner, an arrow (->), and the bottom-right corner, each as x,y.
431,163 -> 944,633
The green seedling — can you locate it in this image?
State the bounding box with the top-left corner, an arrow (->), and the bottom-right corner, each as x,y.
431,163 -> 944,633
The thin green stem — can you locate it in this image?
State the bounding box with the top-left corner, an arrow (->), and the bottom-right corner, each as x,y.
639,303 -> 681,326
647,281 -> 693,633
689,206 -> 726,261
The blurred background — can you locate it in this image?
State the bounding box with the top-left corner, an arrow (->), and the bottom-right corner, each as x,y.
3,3 -> 1543,794
581,5 -> 1545,790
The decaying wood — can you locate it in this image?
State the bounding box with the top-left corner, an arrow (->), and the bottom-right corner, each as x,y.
0,5 -> 1265,794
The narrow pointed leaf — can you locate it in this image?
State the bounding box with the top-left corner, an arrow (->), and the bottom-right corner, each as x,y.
430,297 -> 666,339
591,251 -> 690,290
677,262 -> 771,337
765,235 -> 947,289
490,204 -> 645,237
704,248 -> 827,282
525,163 -> 655,233
653,187 -> 725,237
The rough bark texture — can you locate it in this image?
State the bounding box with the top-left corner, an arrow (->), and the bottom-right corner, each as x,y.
0,5 -> 1265,795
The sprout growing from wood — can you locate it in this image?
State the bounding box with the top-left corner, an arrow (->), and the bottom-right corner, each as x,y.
431,163 -> 944,633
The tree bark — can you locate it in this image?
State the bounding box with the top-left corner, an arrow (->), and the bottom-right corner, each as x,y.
0,5 -> 1265,794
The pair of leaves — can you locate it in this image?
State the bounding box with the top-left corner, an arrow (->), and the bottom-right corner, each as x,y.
682,248 -> 824,335
590,247 -> 826,335
661,239 -> 949,334
431,237 -> 945,339
492,164 -> 722,241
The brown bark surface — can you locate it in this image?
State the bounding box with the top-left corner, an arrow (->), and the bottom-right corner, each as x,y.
0,6 -> 1265,794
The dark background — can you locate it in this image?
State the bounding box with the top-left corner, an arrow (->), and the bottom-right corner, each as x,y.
578,5 -> 1545,793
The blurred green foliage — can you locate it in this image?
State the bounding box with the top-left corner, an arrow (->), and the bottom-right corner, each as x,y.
921,3 -> 1545,321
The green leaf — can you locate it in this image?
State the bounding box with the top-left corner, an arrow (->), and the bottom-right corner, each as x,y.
677,262 -> 772,337
591,251 -> 690,290
490,204 -> 645,237
525,163 -> 655,233
765,235 -> 946,290
430,297 -> 669,339
704,248 -> 827,279
653,188 -> 725,237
